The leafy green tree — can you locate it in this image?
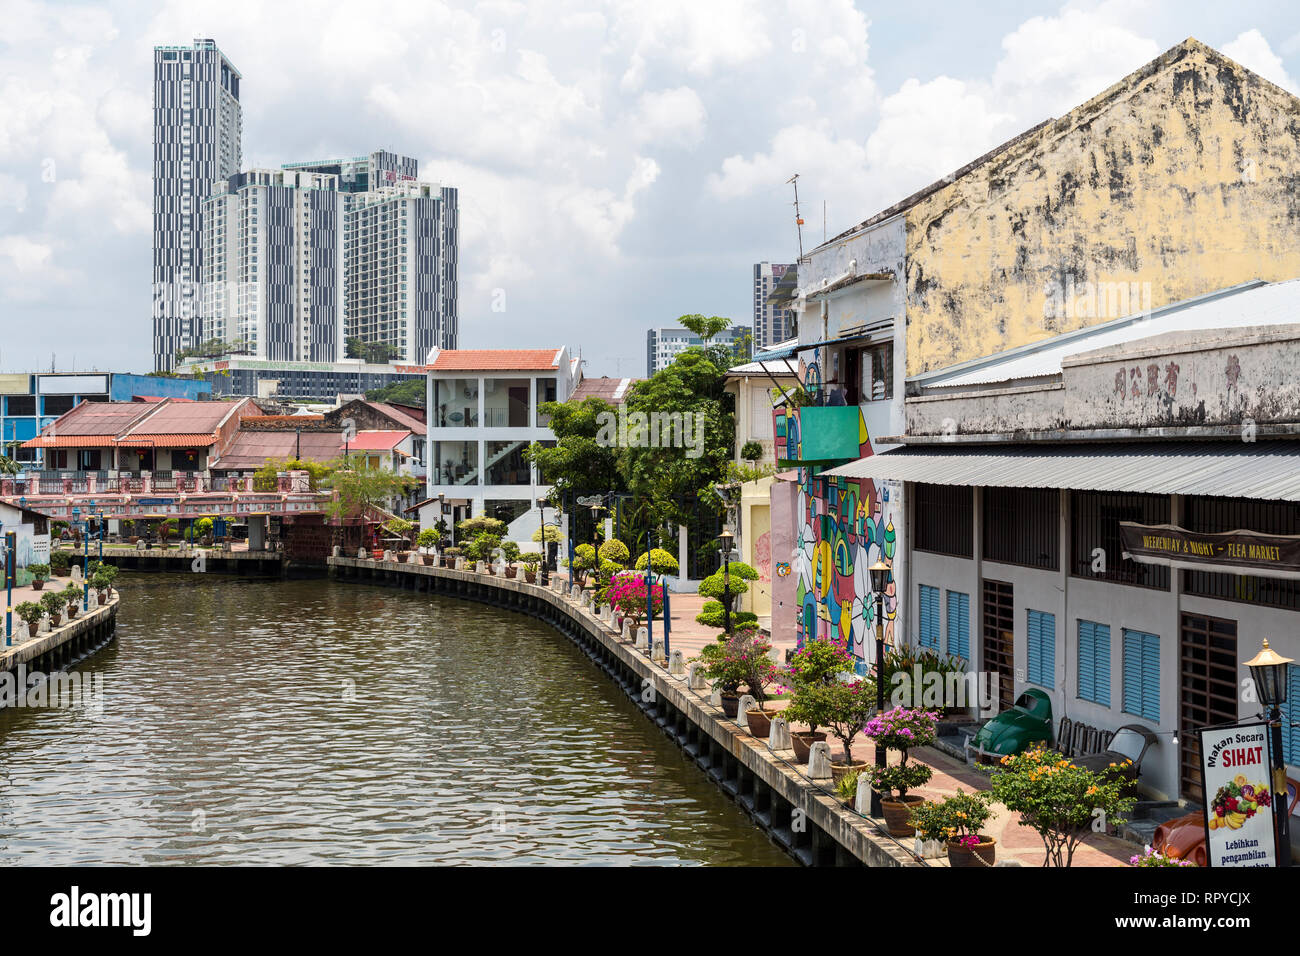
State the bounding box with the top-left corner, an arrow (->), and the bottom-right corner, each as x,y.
679,314 -> 732,343
697,560 -> 759,626
524,397 -> 626,499
323,457 -> 417,522
365,378 -> 426,407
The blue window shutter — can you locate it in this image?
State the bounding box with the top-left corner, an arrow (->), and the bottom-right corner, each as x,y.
1095,623 -> 1111,707
1283,665 -> 1300,766
919,585 -> 939,651
946,591 -> 969,663
1122,629 -> 1159,721
1078,621 -> 1095,703
1027,610 -> 1055,689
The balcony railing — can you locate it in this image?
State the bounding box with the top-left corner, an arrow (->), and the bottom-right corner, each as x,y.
7,471 -> 246,496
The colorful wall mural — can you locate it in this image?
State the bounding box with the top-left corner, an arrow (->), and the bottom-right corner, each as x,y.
774,376 -> 902,676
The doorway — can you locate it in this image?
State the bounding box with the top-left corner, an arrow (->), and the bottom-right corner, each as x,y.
1179,612 -> 1239,804
982,579 -> 1015,712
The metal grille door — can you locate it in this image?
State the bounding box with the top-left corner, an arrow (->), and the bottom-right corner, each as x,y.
983,579 -> 1015,712
1179,612 -> 1238,803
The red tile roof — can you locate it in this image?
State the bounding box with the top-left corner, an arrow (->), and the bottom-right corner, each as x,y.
344,430 -> 409,451
428,349 -> 561,371
115,433 -> 220,448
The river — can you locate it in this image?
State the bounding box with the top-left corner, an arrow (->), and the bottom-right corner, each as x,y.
0,573 -> 792,865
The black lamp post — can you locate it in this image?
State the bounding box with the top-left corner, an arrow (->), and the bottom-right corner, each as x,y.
868,558 -> 892,817
1246,638 -> 1294,867
718,529 -> 735,634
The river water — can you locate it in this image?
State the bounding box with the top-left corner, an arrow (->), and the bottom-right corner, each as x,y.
0,573 -> 791,865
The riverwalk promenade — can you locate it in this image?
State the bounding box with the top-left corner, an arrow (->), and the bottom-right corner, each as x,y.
340,557 -> 1131,867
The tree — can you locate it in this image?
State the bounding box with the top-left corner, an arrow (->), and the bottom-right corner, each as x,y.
347,337 -> 401,364
697,560 -> 760,624
253,457 -> 333,491
365,378 -> 425,407
323,457 -> 416,522
524,397 -> 626,499
679,314 -> 732,343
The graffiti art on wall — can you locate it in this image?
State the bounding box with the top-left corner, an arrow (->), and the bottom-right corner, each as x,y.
779,366 -> 900,675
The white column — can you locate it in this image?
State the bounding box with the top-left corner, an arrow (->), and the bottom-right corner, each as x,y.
678,524 -> 688,580
248,515 -> 267,551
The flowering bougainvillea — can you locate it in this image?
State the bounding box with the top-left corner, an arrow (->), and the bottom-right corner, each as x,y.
607,571 -> 665,628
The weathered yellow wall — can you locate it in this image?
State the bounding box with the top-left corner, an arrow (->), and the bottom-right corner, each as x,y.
904,39 -> 1300,376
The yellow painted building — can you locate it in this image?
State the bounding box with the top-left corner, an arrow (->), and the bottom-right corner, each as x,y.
893,38 -> 1300,376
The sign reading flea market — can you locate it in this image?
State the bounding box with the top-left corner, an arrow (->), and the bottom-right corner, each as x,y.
1119,522 -> 1300,579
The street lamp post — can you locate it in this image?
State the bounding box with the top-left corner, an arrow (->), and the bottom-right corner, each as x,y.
71,506 -> 88,612
718,529 -> 735,634
868,558 -> 892,818
1245,638 -> 1294,868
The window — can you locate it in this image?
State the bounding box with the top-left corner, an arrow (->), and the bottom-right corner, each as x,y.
1122,629 -> 1160,722
483,378 -> 530,427
918,584 -> 940,651
946,590 -> 970,662
1281,665 -> 1300,765
432,378 -> 477,427
5,395 -> 36,416
1077,620 -> 1111,706
914,483 -> 973,557
983,487 -> 1059,570
1182,495 -> 1300,609
1026,609 -> 1056,689
1071,491 -> 1169,589
42,394 -> 76,416
859,341 -> 893,401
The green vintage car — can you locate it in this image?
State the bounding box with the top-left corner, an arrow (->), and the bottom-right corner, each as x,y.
966,688 -> 1054,763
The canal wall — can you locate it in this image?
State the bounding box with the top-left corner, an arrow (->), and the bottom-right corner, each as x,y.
69,548 -> 289,576
328,556 -> 921,868
0,592 -> 118,701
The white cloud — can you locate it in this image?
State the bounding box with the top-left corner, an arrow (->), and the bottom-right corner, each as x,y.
1223,28 -> 1300,95
0,235 -> 54,272
633,87 -> 707,148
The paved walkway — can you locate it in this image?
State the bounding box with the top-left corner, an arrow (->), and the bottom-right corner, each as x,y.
562,569 -> 1131,867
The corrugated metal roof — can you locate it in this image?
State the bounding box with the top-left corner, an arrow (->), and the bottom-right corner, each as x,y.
914,279 -> 1300,388
130,400 -> 234,434
345,430 -> 408,451
428,349 -> 560,371
823,441 -> 1300,502
213,430 -> 345,470
570,377 -> 639,402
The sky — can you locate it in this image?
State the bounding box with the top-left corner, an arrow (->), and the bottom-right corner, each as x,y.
1,0 -> 1298,378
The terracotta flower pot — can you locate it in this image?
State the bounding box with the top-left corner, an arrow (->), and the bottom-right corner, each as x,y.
947,835 -> 997,868
881,794 -> 927,837
421,554 -> 434,566
32,579 -> 45,591
719,693 -> 740,718
48,612 -> 61,627
524,570 -> 537,583
745,707 -> 776,738
791,731 -> 827,764
504,567 -> 517,579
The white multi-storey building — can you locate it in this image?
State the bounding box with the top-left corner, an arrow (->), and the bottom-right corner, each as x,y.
346,182 -> 458,364
201,168 -> 345,362
152,38 -> 243,371
419,348 -> 579,541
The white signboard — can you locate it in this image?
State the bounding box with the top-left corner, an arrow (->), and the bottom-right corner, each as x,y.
1200,723 -> 1278,867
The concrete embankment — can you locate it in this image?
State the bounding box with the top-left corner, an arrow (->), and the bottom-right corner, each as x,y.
0,593 -> 118,703
70,548 -> 288,576
328,556 -> 922,868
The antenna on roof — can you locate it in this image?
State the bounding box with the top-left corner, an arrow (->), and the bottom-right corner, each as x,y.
786,174 -> 804,261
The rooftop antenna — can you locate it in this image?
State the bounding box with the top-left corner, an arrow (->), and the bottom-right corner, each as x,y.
786,174 -> 805,260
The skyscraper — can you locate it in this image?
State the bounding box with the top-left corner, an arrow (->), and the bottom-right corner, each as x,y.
152,38 -> 243,372
201,169 -> 345,362
345,181 -> 458,363
282,150 -> 419,193
753,261 -> 795,349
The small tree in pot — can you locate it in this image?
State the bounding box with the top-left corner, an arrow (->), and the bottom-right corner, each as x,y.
693,627 -> 778,720
501,541 -> 521,578
521,552 -> 542,583
63,582 -> 83,618
780,636 -> 854,761
50,550 -> 72,577
416,528 -> 438,565
863,706 -> 939,836
28,564 -> 49,591
15,601 -> 44,635
40,590 -> 65,627
909,789 -> 994,865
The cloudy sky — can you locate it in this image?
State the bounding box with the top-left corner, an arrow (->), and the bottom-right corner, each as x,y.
1,0 -> 1297,377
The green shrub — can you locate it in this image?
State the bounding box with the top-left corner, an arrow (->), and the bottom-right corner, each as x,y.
39,591 -> 64,615
457,516 -> 507,539
501,541 -> 521,567
694,600 -> 757,630
50,551 -> 71,572
532,525 -> 562,543
634,548 -> 679,575
416,528 -> 439,549
598,539 -> 630,564
15,602 -> 43,627
28,563 -> 49,580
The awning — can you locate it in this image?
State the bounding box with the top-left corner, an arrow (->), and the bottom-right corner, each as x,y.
821,440 -> 1300,502
754,328 -> 890,363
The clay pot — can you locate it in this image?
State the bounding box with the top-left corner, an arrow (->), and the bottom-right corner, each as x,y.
48,612 -> 61,627
719,693 -> 740,718
745,707 -> 777,738
524,570 -> 537,584
504,567 -> 517,579
421,554 -> 435,566
881,794 -> 927,837
32,579 -> 45,591
947,835 -> 997,868
790,731 -> 827,764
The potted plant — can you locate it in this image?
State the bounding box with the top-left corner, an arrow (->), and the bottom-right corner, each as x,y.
383,518 -> 416,560
863,706 -> 939,835
442,546 -> 462,569
695,561 -> 760,633
50,549 -> 72,578
693,627 -> 778,721
986,746 -> 1135,867
906,799 -> 952,859
415,528 -> 438,565
780,637 -> 854,762
915,789 -> 996,867
606,571 -> 664,631
63,582 -> 83,619
521,552 -> 542,583
805,678 -> 879,781
28,563 -> 49,591
40,590 -> 64,628
90,564 -> 118,604
568,543 -> 598,589
835,768 -> 864,811
501,541 -> 521,579
15,601 -> 43,635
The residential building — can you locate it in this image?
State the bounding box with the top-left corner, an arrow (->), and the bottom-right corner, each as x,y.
152,38 -> 243,371
173,355 -> 427,403
832,278 -> 1300,815
0,373 -> 212,467
646,324 -> 750,376
767,36 -> 1300,675
753,262 -> 796,349
201,168 -> 345,362
722,348 -> 799,628
346,181 -> 459,364
420,348 -> 580,538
